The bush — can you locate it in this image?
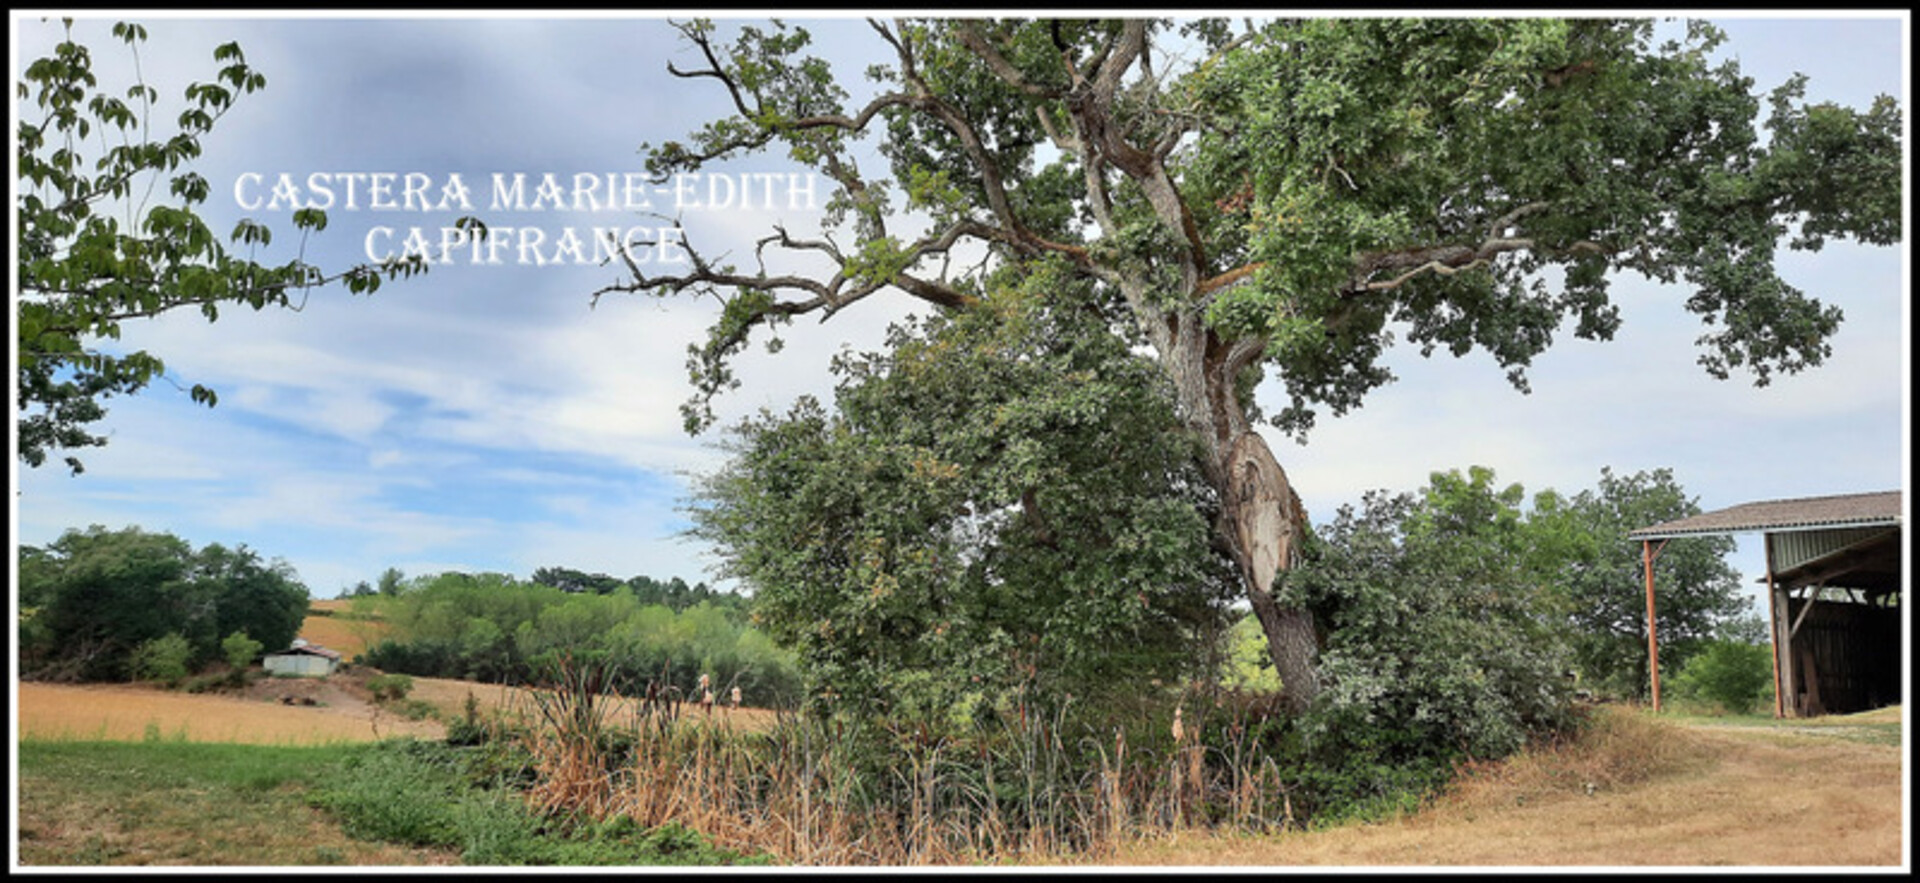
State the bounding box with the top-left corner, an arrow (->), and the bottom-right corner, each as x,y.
128,632 -> 194,685
366,673 -> 415,703
1673,640 -> 1772,714
310,739 -> 762,864
1275,471 -> 1579,821
222,630 -> 264,669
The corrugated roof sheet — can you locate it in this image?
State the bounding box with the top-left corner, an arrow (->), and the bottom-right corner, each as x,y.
1627,490 -> 1902,540
269,644 -> 343,661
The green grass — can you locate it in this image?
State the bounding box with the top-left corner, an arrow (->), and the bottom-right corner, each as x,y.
16,736 -> 765,866
1654,708 -> 1903,747
17,738 -> 452,866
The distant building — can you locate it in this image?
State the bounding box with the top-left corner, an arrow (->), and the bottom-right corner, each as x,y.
263,639 -> 342,678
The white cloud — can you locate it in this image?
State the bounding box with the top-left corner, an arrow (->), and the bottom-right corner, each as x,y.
15,13 -> 1905,612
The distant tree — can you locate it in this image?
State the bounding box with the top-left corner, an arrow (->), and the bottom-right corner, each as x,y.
376,567 -> 407,596
530,566 -> 624,594
21,525 -> 309,681
1531,468 -> 1748,698
196,542 -> 308,656
15,19 -> 449,474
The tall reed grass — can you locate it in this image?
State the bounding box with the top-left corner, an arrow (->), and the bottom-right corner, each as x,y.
505,656 -> 1307,865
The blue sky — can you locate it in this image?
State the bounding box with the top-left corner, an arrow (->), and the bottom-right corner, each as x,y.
10,12 -> 1909,619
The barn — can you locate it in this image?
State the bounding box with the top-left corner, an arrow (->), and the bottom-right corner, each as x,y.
1628,490 -> 1903,718
263,639 -> 343,678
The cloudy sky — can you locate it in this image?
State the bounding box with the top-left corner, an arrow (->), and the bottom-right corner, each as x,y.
10,11 -> 1908,617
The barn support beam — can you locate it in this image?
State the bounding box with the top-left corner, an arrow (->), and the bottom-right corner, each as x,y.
1642,538 -> 1669,712
1764,533 -> 1786,719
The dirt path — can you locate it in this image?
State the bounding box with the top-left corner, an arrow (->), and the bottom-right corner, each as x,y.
1109,717 -> 1906,867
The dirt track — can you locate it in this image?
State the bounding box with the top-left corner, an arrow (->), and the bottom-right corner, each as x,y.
1109,711 -> 1907,867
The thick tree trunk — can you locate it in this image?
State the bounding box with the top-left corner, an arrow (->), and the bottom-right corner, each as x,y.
1155,320 -> 1322,715
1220,431 -> 1320,714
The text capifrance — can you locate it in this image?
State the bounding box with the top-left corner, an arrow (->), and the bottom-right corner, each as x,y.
232,171 -> 820,266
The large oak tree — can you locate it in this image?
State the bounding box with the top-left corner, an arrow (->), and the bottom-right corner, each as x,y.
607,18 -> 1902,713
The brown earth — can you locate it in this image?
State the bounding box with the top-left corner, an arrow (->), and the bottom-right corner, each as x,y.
296,598 -> 392,660
1103,706 -> 1906,868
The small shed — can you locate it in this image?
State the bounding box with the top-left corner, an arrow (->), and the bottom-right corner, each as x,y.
263,639 -> 343,678
1628,490 -> 1903,718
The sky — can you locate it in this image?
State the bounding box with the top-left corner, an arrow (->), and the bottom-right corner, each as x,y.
9,11 -> 1910,623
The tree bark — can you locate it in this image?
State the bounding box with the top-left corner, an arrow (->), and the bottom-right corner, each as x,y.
1158,318 -> 1322,715
1220,430 -> 1320,714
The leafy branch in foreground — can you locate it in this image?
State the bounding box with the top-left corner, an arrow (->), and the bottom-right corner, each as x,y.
15,19 -> 464,474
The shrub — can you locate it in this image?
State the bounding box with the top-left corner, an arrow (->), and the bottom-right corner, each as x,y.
1673,640 -> 1772,714
1275,472 -> 1579,821
366,673 -> 415,703
128,632 -> 194,685
222,630 -> 264,669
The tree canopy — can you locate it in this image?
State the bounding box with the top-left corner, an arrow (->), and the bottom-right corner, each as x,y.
691,262 -> 1235,723
615,16 -> 1901,714
1528,467 -> 1747,698
18,525 -> 309,682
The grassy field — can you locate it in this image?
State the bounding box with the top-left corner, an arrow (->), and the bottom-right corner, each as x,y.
15,740 -> 458,866
15,680 -> 1904,867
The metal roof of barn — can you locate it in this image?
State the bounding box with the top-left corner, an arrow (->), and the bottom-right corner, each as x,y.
269,644 -> 342,660
1626,490 -> 1902,540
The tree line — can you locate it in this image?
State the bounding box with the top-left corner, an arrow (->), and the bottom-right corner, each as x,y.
348,571 -> 800,707
18,525 -> 307,682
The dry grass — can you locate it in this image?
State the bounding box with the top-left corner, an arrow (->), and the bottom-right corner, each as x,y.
16,682 -> 442,745
402,673 -> 781,733
297,599 -> 392,659
1102,705 -> 1905,867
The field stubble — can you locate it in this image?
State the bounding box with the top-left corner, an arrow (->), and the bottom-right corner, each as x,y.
14,674 -> 1903,867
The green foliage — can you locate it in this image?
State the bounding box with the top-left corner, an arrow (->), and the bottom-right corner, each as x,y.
20,525 -> 308,682
1196,19 -> 1902,434
359,570 -> 800,707
635,18 -> 1899,444
1275,467 -> 1579,817
367,673 -> 416,703
128,632 -> 193,684
1672,640 -> 1772,714
629,17 -> 1899,717
309,739 -> 761,864
1530,468 -> 1749,699
220,630 -> 264,669
14,19 -> 447,474
1221,612 -> 1283,693
690,263 -> 1236,726
528,568 -> 750,618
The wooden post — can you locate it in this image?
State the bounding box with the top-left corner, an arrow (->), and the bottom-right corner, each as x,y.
1643,539 -> 1663,712
1763,534 -> 1785,719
